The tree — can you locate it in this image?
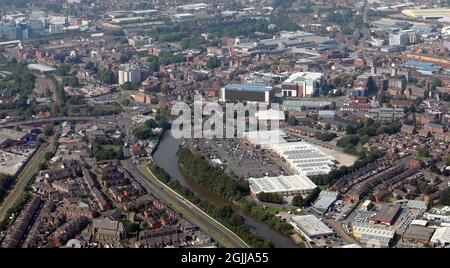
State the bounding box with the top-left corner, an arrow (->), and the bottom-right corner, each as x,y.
97,69 -> 117,84
257,192 -> 283,204
122,81 -> 133,91
44,151 -> 54,161
292,194 -> 305,207
85,61 -> 98,73
43,125 -> 54,137
122,220 -> 139,233
303,188 -> 321,206
57,64 -> 71,76
62,76 -> 80,87
438,187 -> 450,206
206,56 -> 221,69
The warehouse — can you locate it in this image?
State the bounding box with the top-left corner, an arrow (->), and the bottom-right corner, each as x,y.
289,215 -> 334,242
402,8 -> 450,20
243,129 -> 287,149
430,227 -> 450,246
370,204 -> 401,226
0,128 -> 32,148
269,141 -> 335,176
352,223 -> 395,247
249,174 -> 317,197
312,190 -> 339,214
27,63 -> 57,75
402,225 -> 435,245
220,83 -> 274,104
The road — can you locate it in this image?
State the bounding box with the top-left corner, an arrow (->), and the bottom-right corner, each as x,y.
324,218 -> 362,247
122,159 -> 250,248
0,115 -> 117,127
0,131 -> 58,223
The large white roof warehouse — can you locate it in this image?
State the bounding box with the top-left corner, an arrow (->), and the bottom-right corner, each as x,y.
269,141 -> 335,176
244,129 -> 287,149
249,174 -> 317,196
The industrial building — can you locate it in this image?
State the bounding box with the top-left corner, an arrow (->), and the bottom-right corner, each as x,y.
401,8 -> 450,20
27,64 -> 57,75
220,83 -> 274,104
249,174 -> 317,197
0,128 -> 32,148
352,223 -> 395,247
269,141 -> 335,177
430,227 -> 450,247
281,72 -> 324,98
243,130 -> 287,149
289,215 -> 334,242
402,225 -> 435,245
370,204 -> 402,226
283,100 -> 332,111
312,190 -> 339,214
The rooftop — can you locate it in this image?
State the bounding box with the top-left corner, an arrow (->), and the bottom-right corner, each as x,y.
290,215 -> 334,238
27,64 -> 57,73
270,141 -> 335,177
249,174 -> 317,194
370,204 -> 401,224
283,72 -> 324,84
224,83 -> 273,92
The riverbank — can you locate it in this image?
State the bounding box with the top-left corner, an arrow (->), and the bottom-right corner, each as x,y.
152,131 -> 301,248
147,161 -> 274,248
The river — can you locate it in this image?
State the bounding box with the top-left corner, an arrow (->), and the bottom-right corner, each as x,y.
152,130 -> 300,248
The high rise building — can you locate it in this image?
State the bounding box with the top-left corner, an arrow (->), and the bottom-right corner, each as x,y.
118,65 -> 141,86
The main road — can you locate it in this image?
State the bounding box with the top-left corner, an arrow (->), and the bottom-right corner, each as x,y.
122,159 -> 250,248
0,115 -> 117,127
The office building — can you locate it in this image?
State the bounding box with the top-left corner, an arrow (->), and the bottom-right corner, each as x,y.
220,83 -> 273,104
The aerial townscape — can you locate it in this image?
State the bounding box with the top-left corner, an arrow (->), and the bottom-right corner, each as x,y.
0,0 -> 449,250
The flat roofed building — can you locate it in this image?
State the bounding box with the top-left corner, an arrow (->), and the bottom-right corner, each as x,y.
312,190 -> 339,214
352,223 -> 395,247
249,174 -> 317,197
269,141 -> 335,177
243,129 -> 287,149
430,227 -> 450,246
402,225 -> 435,245
255,109 -> 285,121
289,215 -> 334,241
283,100 -> 332,111
406,200 -> 428,211
282,72 -> 324,98
220,83 -> 273,104
402,8 -> 450,20
27,64 -> 57,74
370,204 -> 401,226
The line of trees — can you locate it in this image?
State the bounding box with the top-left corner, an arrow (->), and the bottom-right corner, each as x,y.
238,199 -> 294,237
292,188 -> 321,207
177,147 -> 250,201
0,174 -> 15,202
148,163 -> 273,248
256,192 -> 284,204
